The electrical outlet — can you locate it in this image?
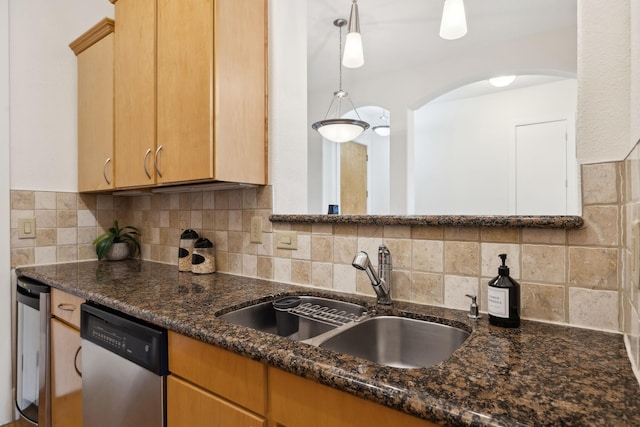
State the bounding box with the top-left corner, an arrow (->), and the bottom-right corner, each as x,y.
250,216 -> 262,243
276,231 -> 297,250
18,218 -> 36,239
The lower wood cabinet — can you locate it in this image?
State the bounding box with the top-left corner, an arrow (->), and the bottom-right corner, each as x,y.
167,376 -> 265,427
50,318 -> 82,427
268,367 -> 440,427
167,331 -> 440,427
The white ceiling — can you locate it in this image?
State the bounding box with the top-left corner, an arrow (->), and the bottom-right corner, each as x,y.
307,0 -> 577,93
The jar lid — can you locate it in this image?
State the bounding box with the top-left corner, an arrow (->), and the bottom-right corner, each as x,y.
194,237 -> 214,248
180,229 -> 199,239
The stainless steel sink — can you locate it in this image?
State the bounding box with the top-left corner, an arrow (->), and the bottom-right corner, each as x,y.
218,296 -> 367,341
317,316 -> 470,369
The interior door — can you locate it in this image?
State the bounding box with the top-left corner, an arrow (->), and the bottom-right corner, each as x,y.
515,120 -> 567,215
340,142 -> 367,214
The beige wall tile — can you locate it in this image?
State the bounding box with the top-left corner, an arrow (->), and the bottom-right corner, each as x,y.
521,282 -> 565,322
202,191 -> 216,209
228,190 -> 243,209
383,238 -> 411,270
411,272 -> 444,305
481,243 -> 520,279
569,288 -> 619,331
78,244 -> 97,261
77,193 -> 97,210
274,257 -> 292,283
257,233 -> 274,257
569,247 -> 618,290
242,188 -> 257,209
356,273 -> 376,297
57,245 -> 77,262
202,210 -> 215,231
392,270 -> 411,301
35,210 -> 56,228
57,210 -> 77,228
312,224 -> 333,235
291,260 -> 311,284
257,256 -> 273,279
521,228 -> 567,245
521,245 -> 566,283
333,264 -> 356,293
12,247 -> 34,268
311,235 -> 333,262
242,254 -> 258,277
383,225 -> 411,238
411,226 -> 444,240
11,229 -> 35,249
445,241 -> 479,276
333,235 -> 357,264
57,193 -> 77,210
444,275 -> 479,311
35,191 -> 56,210
582,162 -> 618,205
333,224 -> 357,236
11,190 -> 34,210
256,186 -> 272,210
214,191 -> 229,210
311,262 -> 333,288
411,240 -> 443,273
292,223 -> 311,233
444,227 -> 479,241
78,227 -> 97,245
358,225 -> 383,238
228,210 -> 242,231
190,210 -> 203,230
215,252 -> 228,272
190,192 -> 203,210
35,246 -> 56,265
214,211 -> 228,231
567,205 -> 619,246
227,253 -> 242,274
480,227 -> 519,243
292,234 -> 311,260
11,210 -> 34,229
77,210 -> 96,227
36,228 -> 57,247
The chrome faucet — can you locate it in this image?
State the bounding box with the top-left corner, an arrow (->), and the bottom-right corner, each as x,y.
352,245 -> 392,305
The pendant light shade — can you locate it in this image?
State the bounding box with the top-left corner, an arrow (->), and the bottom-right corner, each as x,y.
439,0 -> 467,40
343,0 -> 364,68
372,108 -> 391,136
489,75 -> 516,87
312,19 -> 369,143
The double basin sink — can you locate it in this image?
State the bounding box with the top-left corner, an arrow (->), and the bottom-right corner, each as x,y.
218,295 -> 470,369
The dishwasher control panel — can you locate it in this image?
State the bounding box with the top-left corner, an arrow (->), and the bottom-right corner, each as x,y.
80,302 -> 168,375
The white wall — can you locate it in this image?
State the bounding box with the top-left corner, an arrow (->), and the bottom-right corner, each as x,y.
577,0 -> 631,163
9,0 -> 113,192
1,0 -> 11,422
414,79 -> 577,215
5,1 -> 113,422
306,26 -> 578,214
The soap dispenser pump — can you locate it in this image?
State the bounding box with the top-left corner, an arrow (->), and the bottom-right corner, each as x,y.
487,254 -> 521,328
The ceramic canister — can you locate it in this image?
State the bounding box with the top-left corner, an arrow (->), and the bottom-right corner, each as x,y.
178,229 -> 199,272
192,238 -> 215,274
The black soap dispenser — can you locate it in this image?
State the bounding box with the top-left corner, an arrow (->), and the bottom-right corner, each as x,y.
488,254 -> 521,328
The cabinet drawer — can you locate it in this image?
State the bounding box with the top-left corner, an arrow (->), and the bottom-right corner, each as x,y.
168,331 -> 266,416
51,289 -> 85,329
167,376 -> 265,427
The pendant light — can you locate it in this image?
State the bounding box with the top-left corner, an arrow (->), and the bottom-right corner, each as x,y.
312,19 -> 369,143
372,109 -> 390,137
439,0 -> 467,40
489,75 -> 517,87
343,0 -> 364,68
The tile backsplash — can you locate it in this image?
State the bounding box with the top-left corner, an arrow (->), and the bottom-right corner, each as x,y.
10,160 -> 626,333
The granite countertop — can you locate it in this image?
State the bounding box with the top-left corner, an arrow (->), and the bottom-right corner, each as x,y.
17,260 -> 640,427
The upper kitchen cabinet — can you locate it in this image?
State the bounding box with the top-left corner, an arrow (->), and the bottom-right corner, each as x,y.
113,0 -> 157,189
113,0 -> 268,189
70,19 -> 115,193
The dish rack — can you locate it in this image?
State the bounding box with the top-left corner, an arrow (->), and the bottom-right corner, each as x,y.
288,302 -> 364,327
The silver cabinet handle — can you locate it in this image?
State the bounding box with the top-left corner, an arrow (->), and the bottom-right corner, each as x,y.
154,145 -> 163,178
103,157 -> 112,185
57,303 -> 76,312
143,148 -> 152,179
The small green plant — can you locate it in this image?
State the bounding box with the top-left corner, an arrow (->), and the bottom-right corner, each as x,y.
93,220 -> 141,260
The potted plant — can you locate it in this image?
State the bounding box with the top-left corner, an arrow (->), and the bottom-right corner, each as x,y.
93,220 -> 141,261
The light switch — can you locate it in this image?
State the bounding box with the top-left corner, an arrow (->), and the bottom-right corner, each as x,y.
276,231 -> 297,250
18,218 -> 36,239
250,216 -> 262,243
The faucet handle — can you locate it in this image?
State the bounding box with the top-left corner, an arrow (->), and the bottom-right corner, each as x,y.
465,294 -> 481,319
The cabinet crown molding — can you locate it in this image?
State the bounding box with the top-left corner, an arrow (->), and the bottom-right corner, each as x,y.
69,18 -> 114,56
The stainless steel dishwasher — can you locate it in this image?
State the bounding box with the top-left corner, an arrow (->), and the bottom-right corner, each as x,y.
80,303 -> 168,427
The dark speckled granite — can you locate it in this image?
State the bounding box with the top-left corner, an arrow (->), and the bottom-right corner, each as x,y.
17,260 -> 640,427
269,214 -> 584,229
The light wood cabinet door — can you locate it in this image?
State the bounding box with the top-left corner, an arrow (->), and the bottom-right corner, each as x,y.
167,376 -> 266,427
114,0 -> 157,188
268,368 -> 440,427
71,19 -> 115,193
156,0 -> 267,185
168,331 -> 267,416
50,319 -> 82,427
51,289 -> 85,329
